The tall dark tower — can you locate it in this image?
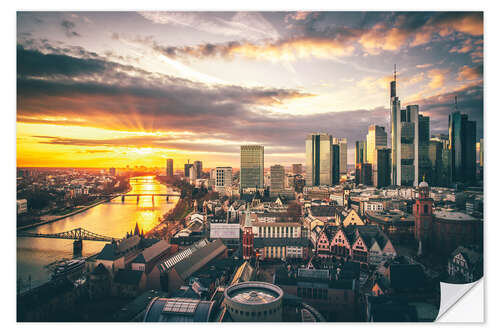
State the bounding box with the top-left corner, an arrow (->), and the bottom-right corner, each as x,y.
413,179 -> 433,255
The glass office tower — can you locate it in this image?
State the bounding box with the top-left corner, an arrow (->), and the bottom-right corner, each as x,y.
306,133 -> 333,186
240,145 -> 264,190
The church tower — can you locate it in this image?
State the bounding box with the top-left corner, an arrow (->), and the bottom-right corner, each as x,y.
242,207 -> 254,261
413,179 -> 433,255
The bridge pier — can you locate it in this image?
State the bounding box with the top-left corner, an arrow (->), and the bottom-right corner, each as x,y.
121,195 -> 125,202
166,196 -> 169,202
73,239 -> 82,257
137,195 -> 139,204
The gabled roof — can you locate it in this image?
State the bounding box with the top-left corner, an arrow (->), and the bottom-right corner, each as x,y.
452,246 -> 482,266
131,240 -> 171,265
157,239 -> 227,281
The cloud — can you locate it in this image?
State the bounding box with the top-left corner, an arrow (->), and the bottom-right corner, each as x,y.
139,12 -> 483,62
143,35 -> 356,62
61,20 -> 81,37
416,63 -> 433,69
426,68 -> 449,89
457,65 -> 483,81
17,41 -> 483,160
138,12 -> 280,41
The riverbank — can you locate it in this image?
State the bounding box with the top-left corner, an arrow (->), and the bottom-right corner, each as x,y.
17,196 -> 119,231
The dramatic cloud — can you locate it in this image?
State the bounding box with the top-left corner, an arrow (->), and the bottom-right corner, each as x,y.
457,65 -> 483,81
140,12 -> 483,61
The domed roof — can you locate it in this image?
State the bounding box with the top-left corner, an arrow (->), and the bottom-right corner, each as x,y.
419,181 -> 429,188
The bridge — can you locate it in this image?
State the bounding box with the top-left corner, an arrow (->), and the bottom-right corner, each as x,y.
18,227 -> 114,255
100,193 -> 180,204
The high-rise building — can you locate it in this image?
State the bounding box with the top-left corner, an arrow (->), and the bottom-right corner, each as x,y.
184,162 -> 193,177
240,145 -> 264,190
292,164 -> 303,175
360,163 -> 372,186
305,133 -> 333,186
355,141 -> 366,165
418,115 -> 431,183
270,165 -> 285,196
215,167 -> 232,194
355,163 -> 372,186
449,97 -> 476,184
194,161 -> 203,179
366,125 -> 387,164
189,165 -> 196,182
429,134 -> 451,186
374,148 -> 391,188
166,159 -> 174,177
332,144 -> 340,185
333,138 -> 347,174
390,67 -> 419,186
109,167 -> 116,176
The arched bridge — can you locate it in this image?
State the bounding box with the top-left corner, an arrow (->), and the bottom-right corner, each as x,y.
17,228 -> 114,255
17,227 -> 114,242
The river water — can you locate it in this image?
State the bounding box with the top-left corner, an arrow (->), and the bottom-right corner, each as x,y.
16,176 -> 178,292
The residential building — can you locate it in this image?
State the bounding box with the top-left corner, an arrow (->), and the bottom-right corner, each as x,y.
447,246 -> 483,283
215,167 -> 232,195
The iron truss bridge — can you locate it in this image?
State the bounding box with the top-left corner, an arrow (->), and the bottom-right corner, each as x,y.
17,227 -> 114,242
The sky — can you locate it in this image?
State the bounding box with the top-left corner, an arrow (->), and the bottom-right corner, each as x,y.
16,11 -> 483,169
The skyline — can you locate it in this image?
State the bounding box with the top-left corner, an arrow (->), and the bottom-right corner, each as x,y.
17,11 -> 483,168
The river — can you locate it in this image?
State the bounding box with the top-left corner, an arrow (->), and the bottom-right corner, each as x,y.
16,176 -> 178,292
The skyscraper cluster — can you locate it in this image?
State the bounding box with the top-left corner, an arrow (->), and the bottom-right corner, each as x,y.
305,133 -> 342,187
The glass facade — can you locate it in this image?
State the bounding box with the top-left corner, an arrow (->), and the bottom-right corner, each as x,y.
306,133 -> 332,186
240,145 -> 264,189
449,111 -> 476,184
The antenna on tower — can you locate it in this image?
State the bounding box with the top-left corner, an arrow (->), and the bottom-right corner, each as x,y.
454,96 -> 458,111
394,64 -> 397,82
